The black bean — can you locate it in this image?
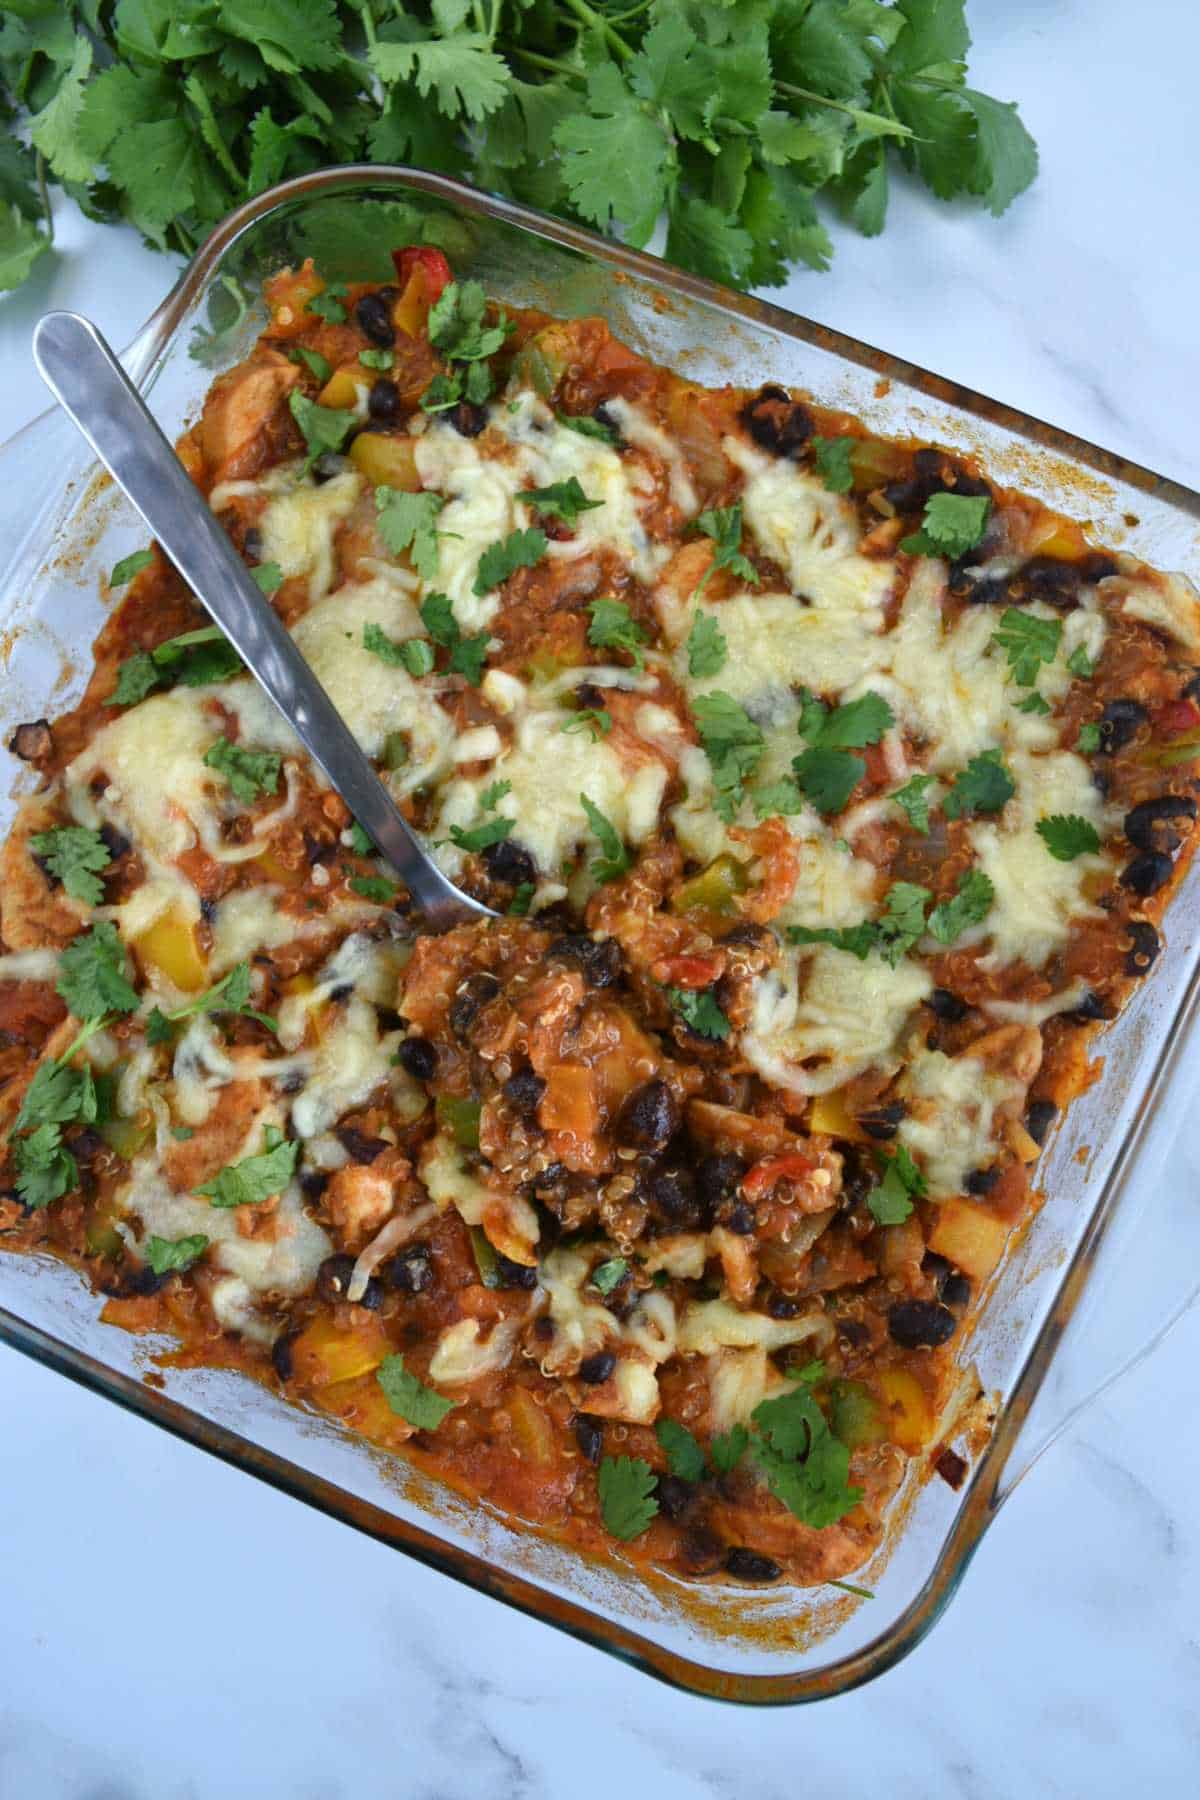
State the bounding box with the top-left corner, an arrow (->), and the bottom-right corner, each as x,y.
367,378 -> 402,425
271,1332 -> 296,1382
648,1166 -> 703,1228
1125,920 -> 1160,977
941,1272 -> 971,1308
449,972 -> 500,1038
312,451 -> 349,484
695,1153 -> 744,1216
67,1127 -> 104,1164
887,1299 -> 957,1349
1067,989 -> 1112,1023
927,988 -> 968,1022
396,1036 -> 437,1081
592,402 -> 621,442
328,982 -> 354,1004
316,1253 -> 358,1302
886,447 -> 990,515
766,1290 -> 805,1319
655,1474 -> 694,1521
579,1351 -> 616,1384
8,719 -> 52,761
481,838 -> 536,887
503,1068 -> 546,1116
199,895 -> 218,926
336,1125 -> 388,1164
1099,699 -> 1148,755
720,919 -> 773,952
837,1317 -> 870,1348
547,933 -> 623,988
1123,795 -> 1196,855
279,1070 -> 306,1095
385,1244 -> 433,1293
575,1413 -> 604,1464
616,1078 -> 680,1152
355,288 -> 397,346
97,823 -> 131,862
922,1251 -> 951,1280
724,1202 -> 756,1236
740,385 -> 813,458
243,526 -> 263,561
450,400 -> 489,438
857,1102 -> 906,1142
1024,1098 -> 1057,1145
127,1265 -> 165,1297
724,1547 -> 782,1583
300,1169 -> 329,1202
679,1525 -> 725,1577
965,1165 -> 1001,1195
1120,850 -> 1173,897
494,1252 -> 539,1290
1184,672 -> 1200,706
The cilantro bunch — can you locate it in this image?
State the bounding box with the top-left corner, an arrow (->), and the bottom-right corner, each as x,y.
2,2 -> 1035,298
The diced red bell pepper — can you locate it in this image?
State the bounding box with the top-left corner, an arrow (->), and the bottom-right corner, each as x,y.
652,951 -> 726,990
741,1152 -> 815,1201
391,246 -> 453,304
1153,697 -> 1200,739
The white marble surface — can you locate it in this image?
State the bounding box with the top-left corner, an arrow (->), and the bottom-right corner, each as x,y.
2,2 -> 1199,1790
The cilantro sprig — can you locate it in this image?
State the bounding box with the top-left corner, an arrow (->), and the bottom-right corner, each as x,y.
991,608 -> 1062,686
900,492 -> 991,559
418,592 -> 491,686
692,503 -> 758,599
867,1145 -> 927,1226
197,1125 -> 298,1210
580,795 -> 631,884
693,692 -> 765,822
111,626 -> 241,707
377,1354 -> 456,1431
145,962 -> 278,1045
792,688 -> 894,817
587,599 -> 649,673
29,825 -> 111,906
1037,815 -> 1102,862
516,478 -> 602,524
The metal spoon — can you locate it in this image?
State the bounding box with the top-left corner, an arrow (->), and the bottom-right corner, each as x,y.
33,311 -> 493,931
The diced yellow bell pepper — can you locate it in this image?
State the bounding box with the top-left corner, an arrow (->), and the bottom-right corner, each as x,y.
808,1088 -> 867,1143
878,1367 -> 932,1451
507,1387 -> 557,1467
135,909 -> 207,993
349,431 -> 420,490
318,367 -> 362,409
928,1197 -> 1009,1282
316,1371 -> 414,1446
1027,514 -> 1089,561
671,853 -> 748,917
291,1314 -> 391,1388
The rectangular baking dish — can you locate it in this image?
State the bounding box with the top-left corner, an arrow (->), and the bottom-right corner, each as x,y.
3,167 -> 1200,1704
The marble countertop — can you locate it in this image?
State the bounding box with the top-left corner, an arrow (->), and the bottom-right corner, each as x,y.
2,3 -> 1199,1791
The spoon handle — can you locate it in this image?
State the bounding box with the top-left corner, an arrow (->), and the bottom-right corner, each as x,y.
33,310 -> 490,931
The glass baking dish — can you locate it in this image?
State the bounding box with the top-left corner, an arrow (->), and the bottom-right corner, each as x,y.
3,167 -> 1200,1705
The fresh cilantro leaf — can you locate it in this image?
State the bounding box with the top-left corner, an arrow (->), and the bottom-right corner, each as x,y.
13,1123 -> 78,1210
752,779 -> 805,819
111,625 -> 242,705
15,1057 -> 97,1135
750,1381 -> 863,1529
288,345 -> 332,384
449,782 -> 515,855
288,389 -> 357,469
597,1453 -> 659,1541
686,612 -> 728,679
1076,723 -> 1102,754
667,986 -> 730,1040
561,708 -> 611,742
709,1424 -> 749,1474
556,411 -> 616,445
587,598 -> 648,672
474,527 -> 547,596
812,436 -> 856,494
144,1234 -> 208,1275
591,1257 -> 629,1297
800,689 -> 895,750
145,1008 -> 174,1046
788,921 -> 877,961
516,478 -> 602,524
363,620 -> 434,678
110,549 -> 154,587
111,651 -> 162,707
928,869 -> 996,943
1037,814 -> 1102,862
348,820 -> 375,857
1067,645 -> 1096,679
654,1417 -> 706,1482
991,607 -> 1062,686
359,348 -> 394,371
307,283 -> 348,322
29,826 -> 111,906
868,1144 -> 927,1225
428,279 -> 509,361
480,780 -> 512,811
508,882 -> 535,917
555,61 -> 671,242
149,962 -> 276,1037
350,874 -> 398,903
942,750 -> 1015,819
693,691 -> 765,821
376,1354 -> 456,1430
369,36 -> 509,123
203,737 -> 281,805
375,488 -> 445,582
580,794 -> 631,884
57,923 -> 138,1019
197,1127 -> 299,1209
892,772 -> 934,834
420,593 -> 458,646
792,747 -> 865,815
693,503 -> 758,596
875,882 -> 932,966
448,632 -> 491,686
900,492 -> 991,559
252,562 -> 284,596
1015,690 -> 1051,715
420,371 -> 464,413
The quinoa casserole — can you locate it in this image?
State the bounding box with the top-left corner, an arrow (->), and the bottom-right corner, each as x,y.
4,246 -> 1199,1593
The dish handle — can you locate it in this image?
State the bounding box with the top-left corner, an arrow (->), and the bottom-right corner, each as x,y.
996,1049 -> 1200,1500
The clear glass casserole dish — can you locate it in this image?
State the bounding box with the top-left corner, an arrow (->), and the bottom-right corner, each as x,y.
3,166 -> 1200,1704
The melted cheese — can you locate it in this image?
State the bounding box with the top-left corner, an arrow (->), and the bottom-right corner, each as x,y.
678,1297 -> 828,1354
745,943 -> 932,1096
899,1049 -> 1022,1199
428,1316 -> 522,1385
1105,570 -> 1200,654
257,465 -> 362,602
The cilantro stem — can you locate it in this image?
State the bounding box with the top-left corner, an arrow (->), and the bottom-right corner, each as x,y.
774,79 -> 913,138
34,151 -> 53,245
560,0 -> 633,62
505,44 -> 583,80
